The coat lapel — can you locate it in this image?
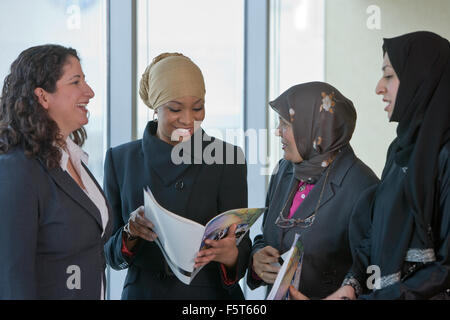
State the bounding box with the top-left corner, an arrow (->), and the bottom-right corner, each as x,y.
264,169 -> 297,247
291,145 -> 356,221
81,162 -> 114,239
291,174 -> 335,221
44,161 -> 104,231
277,174 -> 298,218
142,121 -> 220,187
142,121 -> 192,187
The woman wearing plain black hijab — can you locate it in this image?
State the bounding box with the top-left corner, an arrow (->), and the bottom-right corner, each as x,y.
330,31 -> 450,300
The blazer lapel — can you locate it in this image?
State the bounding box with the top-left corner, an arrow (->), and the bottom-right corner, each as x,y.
45,162 -> 103,230
277,174 -> 299,217
81,162 -> 114,239
291,145 -> 356,220
292,175 -> 335,221
264,171 -> 297,247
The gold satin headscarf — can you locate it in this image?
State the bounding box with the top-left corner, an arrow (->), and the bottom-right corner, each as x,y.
139,53 -> 206,110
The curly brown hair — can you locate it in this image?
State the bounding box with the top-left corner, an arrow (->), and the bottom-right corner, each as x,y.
0,44 -> 87,169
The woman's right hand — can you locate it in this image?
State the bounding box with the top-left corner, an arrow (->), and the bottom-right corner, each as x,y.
252,246 -> 281,284
125,206 -> 158,243
323,285 -> 356,300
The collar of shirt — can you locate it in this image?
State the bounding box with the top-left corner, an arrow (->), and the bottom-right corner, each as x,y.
60,137 -> 89,171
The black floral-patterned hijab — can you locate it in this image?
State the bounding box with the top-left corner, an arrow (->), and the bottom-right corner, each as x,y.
269,82 -> 357,183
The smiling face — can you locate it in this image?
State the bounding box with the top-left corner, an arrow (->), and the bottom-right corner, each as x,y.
275,116 -> 303,163
35,55 -> 95,139
375,53 -> 400,120
155,95 -> 206,146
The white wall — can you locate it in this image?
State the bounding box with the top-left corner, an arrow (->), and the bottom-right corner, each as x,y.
325,0 -> 450,176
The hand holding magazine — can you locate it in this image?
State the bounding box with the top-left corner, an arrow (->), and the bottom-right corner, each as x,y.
143,187 -> 265,285
267,233 -> 304,300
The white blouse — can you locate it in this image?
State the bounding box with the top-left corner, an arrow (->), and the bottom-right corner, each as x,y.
60,137 -> 109,299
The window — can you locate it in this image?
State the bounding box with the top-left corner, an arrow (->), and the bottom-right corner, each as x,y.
268,0 -> 325,176
137,0 -> 245,148
324,0 -> 450,176
0,0 -> 108,182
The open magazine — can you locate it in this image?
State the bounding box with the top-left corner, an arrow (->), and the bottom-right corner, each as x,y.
143,187 -> 265,285
267,233 -> 304,300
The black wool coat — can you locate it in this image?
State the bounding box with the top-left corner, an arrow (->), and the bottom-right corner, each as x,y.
104,121 -> 250,299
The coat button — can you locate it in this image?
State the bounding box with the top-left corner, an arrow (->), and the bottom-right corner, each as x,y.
158,272 -> 166,280
175,180 -> 184,191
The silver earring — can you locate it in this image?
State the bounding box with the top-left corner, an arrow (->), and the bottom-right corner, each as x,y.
153,112 -> 158,122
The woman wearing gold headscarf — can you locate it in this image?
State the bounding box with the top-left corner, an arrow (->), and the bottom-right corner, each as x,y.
103,53 -> 250,299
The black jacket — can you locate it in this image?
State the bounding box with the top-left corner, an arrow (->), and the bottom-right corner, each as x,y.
247,145 -> 379,299
0,147 -> 113,299
346,140 -> 450,299
103,121 -> 250,299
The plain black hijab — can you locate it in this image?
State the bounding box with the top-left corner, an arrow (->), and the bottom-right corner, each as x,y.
378,31 -> 450,273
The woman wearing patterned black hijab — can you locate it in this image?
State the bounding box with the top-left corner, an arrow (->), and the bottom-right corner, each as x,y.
332,31 -> 450,300
247,82 -> 379,299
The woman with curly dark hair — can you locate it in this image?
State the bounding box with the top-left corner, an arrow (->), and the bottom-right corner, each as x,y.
0,44 -> 112,299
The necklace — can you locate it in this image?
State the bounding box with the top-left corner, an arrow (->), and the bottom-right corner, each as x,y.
275,161 -> 333,229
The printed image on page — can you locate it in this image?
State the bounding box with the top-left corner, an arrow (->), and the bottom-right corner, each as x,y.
144,188 -> 204,285
267,234 -> 304,300
199,208 -> 265,252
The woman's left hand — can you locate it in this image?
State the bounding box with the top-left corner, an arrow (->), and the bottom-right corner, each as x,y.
194,224 -> 239,269
289,285 -> 310,300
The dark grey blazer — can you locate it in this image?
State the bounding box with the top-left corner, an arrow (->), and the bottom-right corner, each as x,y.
247,145 -> 379,299
0,147 -> 113,300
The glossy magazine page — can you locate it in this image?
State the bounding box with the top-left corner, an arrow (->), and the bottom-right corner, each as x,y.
144,187 -> 265,285
144,187 -> 204,284
267,234 -> 304,300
